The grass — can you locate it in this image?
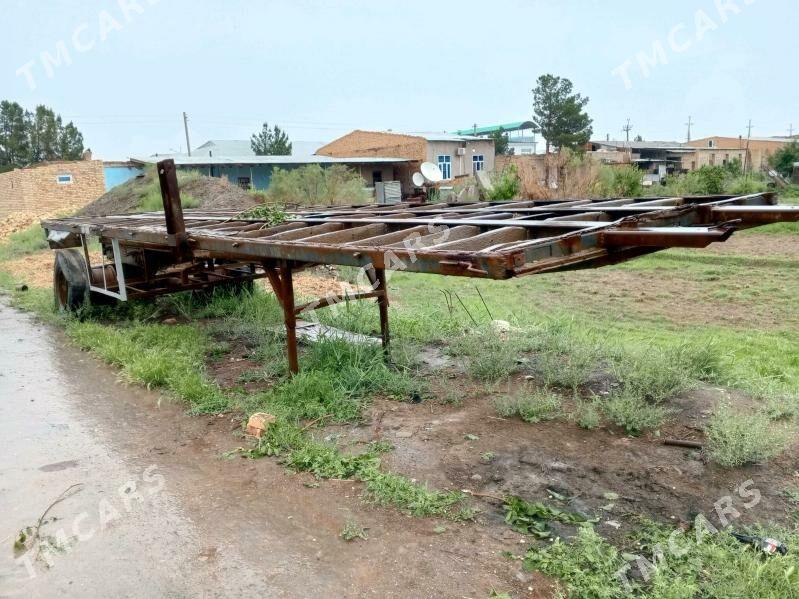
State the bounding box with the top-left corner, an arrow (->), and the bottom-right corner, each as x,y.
601,391 -> 672,436
524,521 -> 799,598
705,404 -> 794,467
0,224 -> 49,261
65,320 -> 228,413
493,387 -> 562,423
249,420 -> 473,519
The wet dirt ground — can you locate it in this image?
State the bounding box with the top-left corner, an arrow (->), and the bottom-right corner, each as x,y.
0,304 -> 539,599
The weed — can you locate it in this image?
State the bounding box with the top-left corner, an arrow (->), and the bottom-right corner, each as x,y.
449,326 -> 526,381
66,321 -> 227,413
0,224 -> 48,260
536,347 -> 598,392
236,203 -> 287,225
340,520 -> 368,542
601,391 -> 671,436
493,387 -> 562,423
706,404 -> 792,467
526,521 -> 799,598
574,400 -> 601,430
503,495 -> 596,539
480,452 -> 495,463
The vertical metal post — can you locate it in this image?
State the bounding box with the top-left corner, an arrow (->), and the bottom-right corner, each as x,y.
374,267 -> 390,360
281,262 -> 299,375
157,159 -> 186,235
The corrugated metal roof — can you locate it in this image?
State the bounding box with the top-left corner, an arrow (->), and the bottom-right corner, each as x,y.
130,155 -> 412,166
405,131 -> 489,142
453,121 -> 535,136
194,140 -> 254,156
592,140 -> 687,150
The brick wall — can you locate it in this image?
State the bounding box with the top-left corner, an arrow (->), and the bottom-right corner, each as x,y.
0,160 -> 105,218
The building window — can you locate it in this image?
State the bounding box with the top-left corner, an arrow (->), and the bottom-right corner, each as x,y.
56,174 -> 73,185
709,153 -> 716,165
708,140 -> 715,148
472,154 -> 485,172
372,170 -> 383,185
437,155 -> 451,179
237,177 -> 251,190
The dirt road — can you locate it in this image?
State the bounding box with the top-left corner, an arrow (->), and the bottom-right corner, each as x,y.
0,304 -> 532,599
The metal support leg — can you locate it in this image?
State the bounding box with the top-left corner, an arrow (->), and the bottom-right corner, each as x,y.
282,263 -> 299,375
374,268 -> 390,362
264,261 -> 300,375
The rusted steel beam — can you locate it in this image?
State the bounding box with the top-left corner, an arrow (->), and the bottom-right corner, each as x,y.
375,267 -> 390,359
710,205 -> 799,225
156,159 -> 186,239
294,290 -> 382,315
599,226 -> 735,248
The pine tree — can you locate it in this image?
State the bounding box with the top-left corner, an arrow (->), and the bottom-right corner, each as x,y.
251,122 -> 293,155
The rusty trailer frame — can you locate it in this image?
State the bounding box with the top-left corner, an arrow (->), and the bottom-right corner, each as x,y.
42,159 -> 799,373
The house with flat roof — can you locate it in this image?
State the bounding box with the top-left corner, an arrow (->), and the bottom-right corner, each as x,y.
688,136 -> 795,171
316,130 -> 495,192
129,154 -> 412,192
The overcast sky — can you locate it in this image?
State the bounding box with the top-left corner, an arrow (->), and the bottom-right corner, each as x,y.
2,0 -> 795,159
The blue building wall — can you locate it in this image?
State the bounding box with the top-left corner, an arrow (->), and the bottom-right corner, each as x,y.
194,164 -> 308,191
103,165 -> 145,191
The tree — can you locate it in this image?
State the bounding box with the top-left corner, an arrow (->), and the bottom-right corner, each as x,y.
0,101 -> 84,170
768,141 -> 799,178
251,122 -> 292,155
490,127 -> 513,155
531,74 -> 593,155
0,101 -> 30,170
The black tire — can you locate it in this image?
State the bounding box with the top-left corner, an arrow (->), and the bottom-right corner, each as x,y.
53,249 -> 89,311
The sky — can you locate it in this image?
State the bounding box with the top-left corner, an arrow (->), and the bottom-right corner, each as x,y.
1,0 -> 796,159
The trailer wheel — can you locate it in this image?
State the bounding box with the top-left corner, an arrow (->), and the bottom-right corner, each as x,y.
53,249 -> 89,311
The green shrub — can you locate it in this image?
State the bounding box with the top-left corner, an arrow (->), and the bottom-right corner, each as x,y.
486,165 -> 521,201
593,164 -> 643,197
449,326 -> 526,381
768,141 -> 799,178
706,404 -> 792,467
493,387 -> 562,423
574,400 -> 601,429
602,391 -> 671,435
266,164 -> 369,206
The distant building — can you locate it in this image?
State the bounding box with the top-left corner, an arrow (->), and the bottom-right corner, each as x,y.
129,154 -> 412,192
453,121 -> 538,155
589,139 -> 747,183
0,158 -> 106,217
317,130 -> 495,192
688,136 -> 795,171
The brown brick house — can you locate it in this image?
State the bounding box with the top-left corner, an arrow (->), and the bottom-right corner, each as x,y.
317,130 -> 495,193
0,159 -> 106,218
688,136 -> 795,172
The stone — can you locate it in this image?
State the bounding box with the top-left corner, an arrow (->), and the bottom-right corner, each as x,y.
245,412 -> 276,438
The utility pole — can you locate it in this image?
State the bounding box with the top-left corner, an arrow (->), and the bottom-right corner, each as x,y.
622,118 -> 633,143
685,116 -> 693,142
183,112 -> 192,157
790,123 -> 794,137
743,119 -> 753,175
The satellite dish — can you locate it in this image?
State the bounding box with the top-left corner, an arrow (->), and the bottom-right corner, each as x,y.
412,172 -> 426,187
420,162 -> 443,183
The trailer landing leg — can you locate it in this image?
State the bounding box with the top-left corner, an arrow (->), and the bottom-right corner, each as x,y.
264,262 -> 391,375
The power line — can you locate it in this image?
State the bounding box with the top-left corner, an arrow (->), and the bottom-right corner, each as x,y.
622,118 -> 633,143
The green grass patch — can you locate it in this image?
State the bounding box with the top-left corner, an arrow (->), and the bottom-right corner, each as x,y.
493,386 -> 562,423
706,404 -> 794,467
0,224 -> 48,260
249,420 -> 472,518
65,320 -> 227,413
525,521 -> 799,598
